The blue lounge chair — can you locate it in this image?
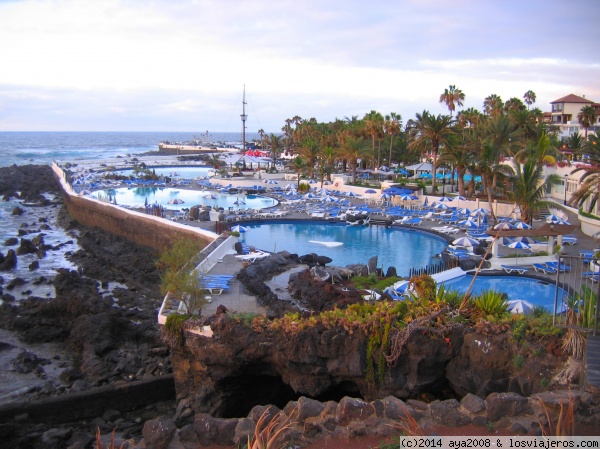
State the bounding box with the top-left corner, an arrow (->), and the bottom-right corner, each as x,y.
533,263 -> 556,274
545,261 -> 571,272
582,272 -> 599,282
562,236 -> 578,245
501,265 -> 528,274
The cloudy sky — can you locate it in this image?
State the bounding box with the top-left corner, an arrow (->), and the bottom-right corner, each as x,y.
0,0 -> 598,132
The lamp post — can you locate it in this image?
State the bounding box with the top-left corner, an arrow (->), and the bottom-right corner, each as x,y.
563,174 -> 568,205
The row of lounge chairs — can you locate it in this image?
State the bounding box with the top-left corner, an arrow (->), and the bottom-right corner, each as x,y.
199,274 -> 234,295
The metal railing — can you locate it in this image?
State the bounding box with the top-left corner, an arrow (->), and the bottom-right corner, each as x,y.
408,259 -> 459,278
552,255 -> 600,335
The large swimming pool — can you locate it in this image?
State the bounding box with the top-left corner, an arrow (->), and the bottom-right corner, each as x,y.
115,166 -> 213,178
239,221 -> 447,277
92,187 -> 277,210
441,274 -> 568,312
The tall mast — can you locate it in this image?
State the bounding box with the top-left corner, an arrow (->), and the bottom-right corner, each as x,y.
241,85 -> 247,152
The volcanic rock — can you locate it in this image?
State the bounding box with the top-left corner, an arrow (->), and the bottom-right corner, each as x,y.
0,249 -> 17,270
4,238 -> 18,246
11,207 -> 24,216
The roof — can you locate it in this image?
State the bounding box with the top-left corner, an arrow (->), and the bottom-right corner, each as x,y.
550,94 -> 593,104
488,223 -> 576,237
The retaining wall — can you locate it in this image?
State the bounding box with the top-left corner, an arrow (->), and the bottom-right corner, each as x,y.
52,163 -> 219,252
0,375 -> 175,424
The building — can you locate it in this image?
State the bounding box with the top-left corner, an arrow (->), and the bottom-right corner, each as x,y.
549,93 -> 600,139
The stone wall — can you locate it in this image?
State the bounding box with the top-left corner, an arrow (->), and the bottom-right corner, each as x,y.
0,375 -> 175,425
52,163 -> 218,252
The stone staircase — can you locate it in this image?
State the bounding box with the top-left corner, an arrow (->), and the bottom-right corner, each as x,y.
586,334 -> 600,388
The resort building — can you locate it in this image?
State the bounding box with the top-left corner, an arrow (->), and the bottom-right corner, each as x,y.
549,93 -> 600,139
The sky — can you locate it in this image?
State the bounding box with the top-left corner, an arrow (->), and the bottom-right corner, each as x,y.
0,0 -> 598,133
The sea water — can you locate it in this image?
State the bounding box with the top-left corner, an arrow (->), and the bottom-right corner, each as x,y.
0,131 -> 259,168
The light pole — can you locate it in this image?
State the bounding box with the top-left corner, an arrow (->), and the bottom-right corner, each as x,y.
563,174 -> 568,205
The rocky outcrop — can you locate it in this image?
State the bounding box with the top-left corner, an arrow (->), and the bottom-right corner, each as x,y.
127,390 -> 600,448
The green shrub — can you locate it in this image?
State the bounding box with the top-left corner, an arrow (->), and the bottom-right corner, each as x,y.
164,313 -> 191,347
514,353 -> 526,369
474,290 -> 509,317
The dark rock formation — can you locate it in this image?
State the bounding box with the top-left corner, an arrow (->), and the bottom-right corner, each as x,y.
0,249 -> 17,270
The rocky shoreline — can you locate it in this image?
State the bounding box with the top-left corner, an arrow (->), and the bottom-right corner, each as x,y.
0,165 -> 175,447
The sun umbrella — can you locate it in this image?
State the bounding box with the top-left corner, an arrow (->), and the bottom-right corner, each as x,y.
308,179 -> 317,184
454,196 -> 467,202
493,222 -> 513,230
458,207 -> 471,215
508,240 -> 531,250
507,299 -> 534,314
438,196 -> 452,203
365,189 -> 377,194
460,220 -> 480,230
379,193 -> 391,200
167,198 -> 185,204
452,237 -> 480,247
231,225 -> 248,233
512,221 -> 532,230
499,236 -> 514,245
434,203 -> 449,209
232,199 -> 246,206
263,179 -> 279,184
323,180 -> 333,185
546,214 -> 569,225
471,208 -> 489,215
203,193 -> 217,200
514,236 -> 538,244
399,194 -> 415,201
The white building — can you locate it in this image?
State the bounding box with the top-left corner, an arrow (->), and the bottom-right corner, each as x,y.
549,93 -> 600,139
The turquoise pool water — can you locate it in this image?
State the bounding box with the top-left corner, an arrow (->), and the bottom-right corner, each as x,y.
239,221 -> 447,277
115,166 -> 213,178
441,275 -> 568,312
92,187 -> 277,210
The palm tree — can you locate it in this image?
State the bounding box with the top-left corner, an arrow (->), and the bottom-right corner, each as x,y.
578,105 -> 597,139
510,159 -> 560,224
515,132 -> 558,167
408,111 -> 454,187
297,137 -> 321,179
570,136 -> 600,212
266,133 -> 282,165
504,97 -> 525,113
476,140 -> 514,221
483,94 -> 503,117
338,136 -> 368,184
523,90 -> 536,110
439,85 -> 465,117
363,110 -> 384,167
384,113 -> 402,167
438,137 -> 475,196
291,156 -> 307,189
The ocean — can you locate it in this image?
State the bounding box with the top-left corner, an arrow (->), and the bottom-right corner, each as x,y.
0,131 -> 260,168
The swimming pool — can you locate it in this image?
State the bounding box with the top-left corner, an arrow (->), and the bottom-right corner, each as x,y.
115,166 -> 213,179
441,274 -> 568,312
239,221 -> 448,276
92,187 -> 277,210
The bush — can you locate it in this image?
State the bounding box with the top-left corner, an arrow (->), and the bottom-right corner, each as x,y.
473,290 -> 508,318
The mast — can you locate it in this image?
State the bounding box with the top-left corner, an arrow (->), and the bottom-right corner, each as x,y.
240,85 -> 247,152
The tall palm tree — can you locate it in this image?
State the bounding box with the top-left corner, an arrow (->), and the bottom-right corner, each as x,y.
363,110 -> 384,167
571,134 -> 600,212
504,97 -> 525,113
408,111 -> 454,186
510,159 -> 559,224
338,136 -> 368,184
266,133 -> 282,165
439,85 -> 465,117
438,136 -> 475,197
578,105 -> 597,139
476,140 -> 514,221
291,156 -> 307,189
384,113 -> 402,167
523,90 -> 536,110
483,94 -> 503,117
297,137 -> 321,179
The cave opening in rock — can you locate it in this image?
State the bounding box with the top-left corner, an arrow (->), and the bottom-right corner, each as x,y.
214,372 -> 298,418
213,369 -> 364,419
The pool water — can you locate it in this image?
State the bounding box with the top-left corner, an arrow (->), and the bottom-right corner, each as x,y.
92,187 -> 277,210
441,275 -> 568,312
115,166 -> 213,178
239,221 -> 447,277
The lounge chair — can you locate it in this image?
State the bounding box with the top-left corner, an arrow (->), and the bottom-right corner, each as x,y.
562,236 -> 578,245
439,227 -> 460,235
501,265 -> 528,274
582,272 -> 599,282
532,263 -> 556,274
545,261 -> 571,272
235,251 -> 271,263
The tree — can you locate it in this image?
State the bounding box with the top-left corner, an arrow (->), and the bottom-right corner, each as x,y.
476,140 -> 514,221
408,111 -> 454,186
384,113 -> 402,167
338,136 -> 368,184
510,159 -> 559,224
297,137 -> 321,179
483,94 -> 503,117
363,110 -> 384,167
439,85 -> 465,117
504,97 -> 525,113
438,135 -> 475,197
523,90 -> 536,109
577,105 -> 597,139
266,133 -> 283,165
570,136 -> 600,212
158,238 -> 209,316
291,156 -> 307,188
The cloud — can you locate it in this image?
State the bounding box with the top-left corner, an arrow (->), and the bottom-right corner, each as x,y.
0,0 -> 598,131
